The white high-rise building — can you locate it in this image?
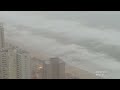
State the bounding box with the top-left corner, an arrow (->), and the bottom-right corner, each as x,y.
16,49 -> 31,79
0,23 -> 5,48
0,47 -> 18,79
0,48 -> 9,79
0,23 -> 31,79
8,47 -> 17,79
0,24 -> 17,79
0,23 -> 9,79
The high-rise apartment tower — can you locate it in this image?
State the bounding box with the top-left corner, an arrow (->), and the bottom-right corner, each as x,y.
0,23 -> 5,48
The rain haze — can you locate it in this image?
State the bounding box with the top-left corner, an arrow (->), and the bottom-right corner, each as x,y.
0,11 -> 120,79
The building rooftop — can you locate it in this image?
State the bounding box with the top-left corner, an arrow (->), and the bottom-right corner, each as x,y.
49,57 -> 65,63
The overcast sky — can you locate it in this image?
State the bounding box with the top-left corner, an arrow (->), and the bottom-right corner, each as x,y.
0,11 -> 120,78
1,11 -> 120,29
